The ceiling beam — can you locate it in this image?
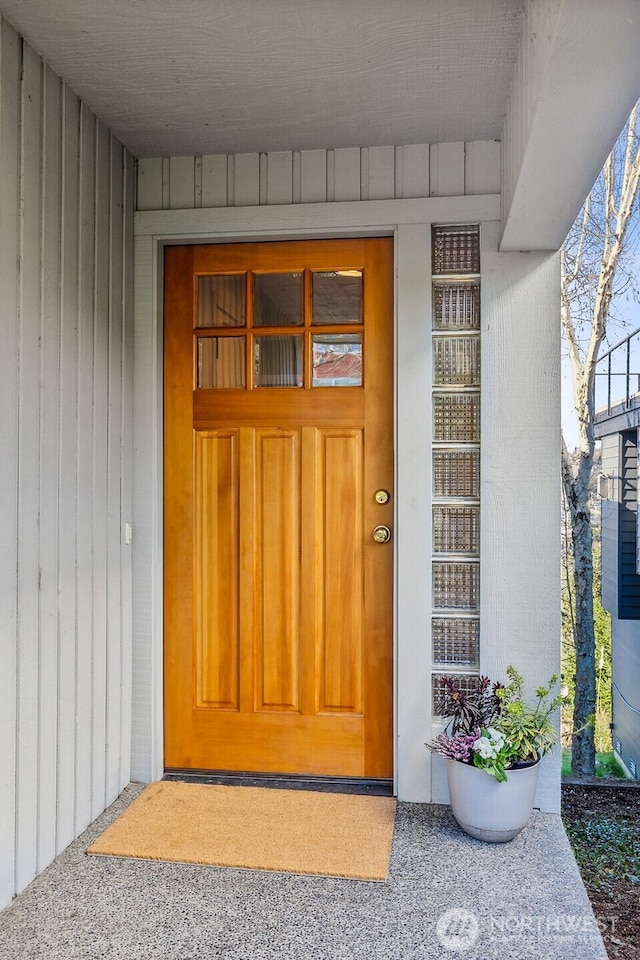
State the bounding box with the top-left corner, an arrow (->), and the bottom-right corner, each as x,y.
500,0 -> 640,252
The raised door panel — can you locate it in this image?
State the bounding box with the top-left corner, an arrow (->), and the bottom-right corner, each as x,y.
195,430 -> 240,710
316,429 -> 364,715
252,429 -> 302,712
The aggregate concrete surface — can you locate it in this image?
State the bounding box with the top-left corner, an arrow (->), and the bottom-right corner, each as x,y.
0,782 -> 607,960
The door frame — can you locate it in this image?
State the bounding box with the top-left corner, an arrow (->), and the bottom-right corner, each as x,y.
131,194 -> 501,800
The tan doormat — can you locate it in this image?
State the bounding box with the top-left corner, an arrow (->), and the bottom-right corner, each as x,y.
87,781 -> 397,881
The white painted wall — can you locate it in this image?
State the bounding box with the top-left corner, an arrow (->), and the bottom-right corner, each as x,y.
0,16 -> 135,911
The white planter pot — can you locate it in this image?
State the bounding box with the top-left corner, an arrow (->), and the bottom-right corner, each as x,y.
446,758 -> 541,843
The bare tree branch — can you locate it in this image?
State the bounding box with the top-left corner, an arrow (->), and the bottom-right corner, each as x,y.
562,100 -> 640,776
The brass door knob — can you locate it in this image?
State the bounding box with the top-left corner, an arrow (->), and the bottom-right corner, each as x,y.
372,525 -> 391,543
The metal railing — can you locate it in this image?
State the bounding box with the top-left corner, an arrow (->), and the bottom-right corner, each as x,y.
594,326 -> 640,417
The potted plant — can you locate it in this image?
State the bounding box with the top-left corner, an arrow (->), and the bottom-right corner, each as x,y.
428,666 -> 567,842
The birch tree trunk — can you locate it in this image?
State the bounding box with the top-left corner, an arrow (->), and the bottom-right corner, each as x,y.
562,104 -> 640,776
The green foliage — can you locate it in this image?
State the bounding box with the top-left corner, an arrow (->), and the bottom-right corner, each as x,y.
561,540 -> 613,756
561,749 -> 627,779
563,814 -> 640,895
595,752 -> 626,778
494,666 -> 567,762
429,667 -> 568,782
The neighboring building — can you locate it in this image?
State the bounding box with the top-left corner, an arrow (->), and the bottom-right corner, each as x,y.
0,0 -> 639,912
595,328 -> 640,779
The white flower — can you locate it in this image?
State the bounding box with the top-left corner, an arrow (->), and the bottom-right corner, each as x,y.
485,727 -> 505,748
474,727 -> 506,760
474,736 -> 495,759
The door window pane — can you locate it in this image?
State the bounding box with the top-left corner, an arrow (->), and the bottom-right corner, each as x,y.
312,271 -> 362,325
312,334 -> 362,386
254,335 -> 303,387
197,275 -> 245,327
197,337 -> 245,388
254,273 -> 303,327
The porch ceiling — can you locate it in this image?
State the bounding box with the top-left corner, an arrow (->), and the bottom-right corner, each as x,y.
0,0 -> 523,158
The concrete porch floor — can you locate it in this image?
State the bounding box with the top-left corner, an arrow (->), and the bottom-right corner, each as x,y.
0,782 -> 607,960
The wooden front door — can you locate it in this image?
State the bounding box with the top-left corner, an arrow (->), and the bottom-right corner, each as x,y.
164,238 -> 393,778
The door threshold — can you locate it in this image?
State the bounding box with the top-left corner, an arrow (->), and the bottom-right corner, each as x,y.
163,768 -> 395,797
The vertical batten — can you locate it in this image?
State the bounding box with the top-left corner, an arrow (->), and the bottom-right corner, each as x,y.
75,101 -> 97,833
0,17 -> 22,908
258,152 -> 267,205
194,156 -> 202,208
292,150 -> 302,204
326,149 -> 336,202
359,147 -> 369,200
38,62 -> 63,874
120,147 -> 135,790
106,133 -> 124,804
91,119 -> 111,819
15,39 -> 44,893
56,83 -> 81,853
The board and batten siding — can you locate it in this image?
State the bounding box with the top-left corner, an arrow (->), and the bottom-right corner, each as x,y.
0,16 -> 134,910
611,615 -> 640,777
600,433 -> 619,615
600,430 -> 640,620
136,140 -> 500,212
620,431 -> 640,618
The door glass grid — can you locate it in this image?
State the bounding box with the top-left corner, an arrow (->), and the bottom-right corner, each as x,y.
195,267 -> 365,390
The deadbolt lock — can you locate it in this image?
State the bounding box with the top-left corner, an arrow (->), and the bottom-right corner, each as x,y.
374,489 -> 391,505
372,525 -> 392,544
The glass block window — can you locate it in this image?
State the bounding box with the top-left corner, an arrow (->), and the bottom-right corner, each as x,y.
431,224 -> 481,705
433,505 -> 479,555
433,449 -> 480,499
432,225 -> 480,275
432,673 -> 481,716
433,394 -> 480,442
433,336 -> 480,387
432,617 -> 479,666
433,283 -> 480,330
433,561 -> 480,611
